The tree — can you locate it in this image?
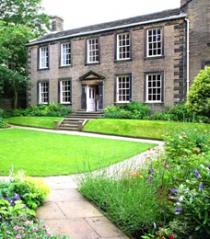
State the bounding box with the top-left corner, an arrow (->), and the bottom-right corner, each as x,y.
0,0 -> 50,108
0,0 -> 49,36
186,67 -> 210,117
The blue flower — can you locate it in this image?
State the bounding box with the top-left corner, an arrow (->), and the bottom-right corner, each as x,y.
199,182 -> 204,191
175,207 -> 183,215
194,169 -> 201,179
170,188 -> 178,194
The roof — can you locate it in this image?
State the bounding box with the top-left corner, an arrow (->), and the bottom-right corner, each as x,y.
28,8 -> 186,46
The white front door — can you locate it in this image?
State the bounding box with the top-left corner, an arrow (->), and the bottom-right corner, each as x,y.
86,86 -> 95,112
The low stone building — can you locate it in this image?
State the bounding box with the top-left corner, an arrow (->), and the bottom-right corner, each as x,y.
27,0 -> 210,112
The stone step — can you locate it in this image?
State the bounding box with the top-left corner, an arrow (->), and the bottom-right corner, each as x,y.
62,120 -> 83,125
61,124 -> 82,128
59,126 -> 81,131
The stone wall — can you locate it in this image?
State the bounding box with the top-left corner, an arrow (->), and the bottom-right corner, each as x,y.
27,18 -> 186,111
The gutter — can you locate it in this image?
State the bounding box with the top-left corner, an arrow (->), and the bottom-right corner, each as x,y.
185,17 -> 190,96
27,13 -> 187,46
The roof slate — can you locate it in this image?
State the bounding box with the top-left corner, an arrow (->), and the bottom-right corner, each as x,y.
29,8 -> 184,46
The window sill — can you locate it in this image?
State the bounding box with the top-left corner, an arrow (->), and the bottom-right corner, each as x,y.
145,101 -> 164,104
114,58 -> 132,63
37,68 -> 49,71
115,101 -> 130,104
85,62 -> 100,66
59,65 -> 72,69
60,102 -> 72,105
144,55 -> 165,60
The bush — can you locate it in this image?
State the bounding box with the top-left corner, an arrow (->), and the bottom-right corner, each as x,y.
187,67 -> 210,117
0,117 -> 6,128
22,104 -> 71,117
169,163 -> 210,239
165,129 -> 210,160
149,104 -> 210,123
104,102 -> 151,119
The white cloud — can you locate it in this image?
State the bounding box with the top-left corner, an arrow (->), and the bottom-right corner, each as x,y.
41,0 -> 180,29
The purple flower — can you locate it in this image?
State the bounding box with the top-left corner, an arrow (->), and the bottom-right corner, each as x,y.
175,207 -> 183,215
199,182 -> 204,191
13,193 -> 21,201
194,170 -> 201,179
170,188 -> 178,194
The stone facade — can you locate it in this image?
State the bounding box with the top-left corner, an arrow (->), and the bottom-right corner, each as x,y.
27,0 -> 210,112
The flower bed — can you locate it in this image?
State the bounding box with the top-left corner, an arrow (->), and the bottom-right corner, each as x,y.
80,129 -> 210,238
0,175 -> 68,239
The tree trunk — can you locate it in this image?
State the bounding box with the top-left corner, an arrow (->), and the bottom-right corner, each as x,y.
14,88 -> 18,109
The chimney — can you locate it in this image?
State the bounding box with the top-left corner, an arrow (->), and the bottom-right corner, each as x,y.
50,16 -> 64,32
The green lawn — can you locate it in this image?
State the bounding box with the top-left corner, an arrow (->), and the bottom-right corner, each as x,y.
6,117 -> 63,129
0,128 -> 154,176
83,119 -> 210,140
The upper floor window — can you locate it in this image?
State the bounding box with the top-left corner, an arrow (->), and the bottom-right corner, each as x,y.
39,46 -> 49,69
87,38 -> 99,64
60,80 -> 71,104
38,81 -> 49,104
147,28 -> 163,57
116,75 -> 131,103
116,33 -> 131,61
60,43 -> 71,66
145,72 -> 163,103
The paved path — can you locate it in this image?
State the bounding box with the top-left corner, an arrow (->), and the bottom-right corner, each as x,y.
3,126 -> 164,239
38,177 -> 129,239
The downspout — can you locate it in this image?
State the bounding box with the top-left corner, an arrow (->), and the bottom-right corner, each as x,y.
185,18 -> 190,96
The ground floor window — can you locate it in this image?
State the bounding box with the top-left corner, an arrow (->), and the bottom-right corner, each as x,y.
146,72 -> 163,103
60,80 -> 71,104
38,81 -> 49,104
116,75 -> 131,103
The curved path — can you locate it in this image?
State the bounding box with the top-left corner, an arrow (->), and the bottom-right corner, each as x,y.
3,126 -> 164,239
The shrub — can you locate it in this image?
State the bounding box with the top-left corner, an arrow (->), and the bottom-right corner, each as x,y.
165,129 -> 210,160
187,67 -> 210,117
169,163 -> 210,238
104,102 -> 151,119
0,117 -> 6,128
22,104 -> 71,117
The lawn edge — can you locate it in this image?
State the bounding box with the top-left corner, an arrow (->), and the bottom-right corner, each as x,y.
82,129 -> 164,141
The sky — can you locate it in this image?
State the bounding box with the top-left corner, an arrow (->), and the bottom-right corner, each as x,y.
41,0 -> 180,30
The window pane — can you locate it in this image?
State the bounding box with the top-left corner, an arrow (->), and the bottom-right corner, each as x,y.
147,28 -> 162,57
117,75 -> 131,102
87,38 -> 99,63
117,33 -> 131,60
146,73 -> 163,103
60,80 -> 71,103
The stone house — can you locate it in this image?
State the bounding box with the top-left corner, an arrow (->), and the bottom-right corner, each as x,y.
27,0 -> 210,112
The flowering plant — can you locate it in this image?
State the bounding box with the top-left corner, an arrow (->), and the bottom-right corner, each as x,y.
170,163 -> 210,238
0,216 -> 69,239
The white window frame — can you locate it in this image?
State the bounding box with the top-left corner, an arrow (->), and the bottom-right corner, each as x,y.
87,38 -> 99,64
116,75 -> 131,103
146,28 -> 163,57
39,46 -> 49,69
116,33 -> 131,61
60,80 -> 71,104
38,82 -> 49,104
145,73 -> 163,103
60,43 -> 71,66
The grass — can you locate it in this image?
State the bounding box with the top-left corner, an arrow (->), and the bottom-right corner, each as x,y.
0,128 -> 154,176
83,119 -> 210,140
6,117 -> 63,129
